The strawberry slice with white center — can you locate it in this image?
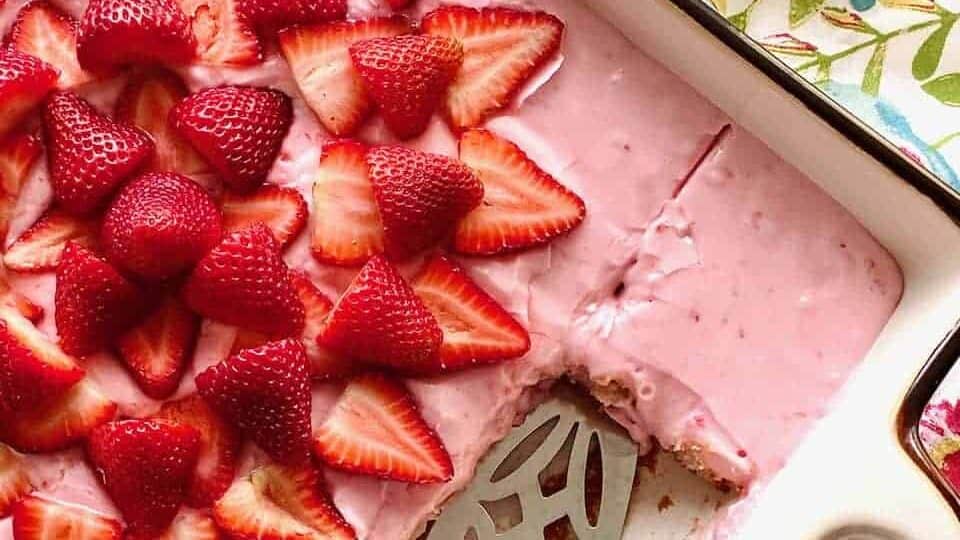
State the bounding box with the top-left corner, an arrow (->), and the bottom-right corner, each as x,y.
12,496 -> 122,540
177,0 -> 262,66
313,373 -> 453,484
0,131 -> 42,245
412,253 -> 530,370
454,128 -> 585,255
278,17 -> 410,137
0,444 -> 31,518
214,463 -> 355,540
421,6 -> 564,130
0,270 -> 43,324
153,511 -> 221,540
222,184 -> 308,248
310,140 -> 384,266
8,1 -> 94,89
0,49 -> 58,139
3,209 -> 99,273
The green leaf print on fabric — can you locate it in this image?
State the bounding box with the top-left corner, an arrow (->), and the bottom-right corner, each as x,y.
913,16 -> 957,81
923,72 -> 960,106
790,0 -> 827,27
863,42 -> 887,96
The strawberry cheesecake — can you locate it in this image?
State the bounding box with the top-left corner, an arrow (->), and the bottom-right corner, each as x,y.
0,0 -> 903,538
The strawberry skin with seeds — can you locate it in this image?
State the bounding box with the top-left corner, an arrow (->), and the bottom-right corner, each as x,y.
0,48 -> 58,139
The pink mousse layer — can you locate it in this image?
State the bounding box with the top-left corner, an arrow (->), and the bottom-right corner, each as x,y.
0,0 -> 903,538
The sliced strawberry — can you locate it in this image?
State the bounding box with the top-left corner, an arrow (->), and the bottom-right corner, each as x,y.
214,464 -> 354,540
222,184 -> 307,248
367,145 -> 482,260
0,131 -> 42,244
278,17 -> 410,137
0,444 -> 31,518
196,339 -> 313,465
0,280 -> 43,325
12,495 -> 122,540
313,373 -> 453,484
8,1 -> 94,89
0,48 -> 58,138
55,243 -> 149,357
318,255 -> 441,373
153,395 -> 241,508
454,129 -> 585,255
421,6 -> 564,130
76,0 -> 197,73
44,91 -> 154,216
87,419 -> 200,537
350,35 -> 462,139
0,378 -> 118,453
117,297 -> 200,400
412,253 -> 530,370
170,85 -> 292,193
311,140 -> 384,266
153,511 -> 221,540
238,0 -> 346,30
115,70 -> 211,177
177,0 -> 262,66
3,209 -> 99,273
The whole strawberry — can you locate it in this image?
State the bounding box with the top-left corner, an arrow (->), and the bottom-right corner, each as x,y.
102,172 -> 222,280
196,339 -> 313,465
171,85 -> 293,193
183,223 -> 305,336
0,48 -> 58,137
44,91 -> 154,215
238,0 -> 347,29
77,0 -> 196,72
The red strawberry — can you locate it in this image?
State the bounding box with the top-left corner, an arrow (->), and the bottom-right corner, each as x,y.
55,243 -> 149,357
318,255 -> 441,373
44,91 -> 154,215
170,85 -> 292,193
0,444 -> 31,518
0,273 -> 44,324
8,1 -> 94,89
195,339 -> 313,465
367,145 -> 483,260
117,298 -> 200,400
0,48 -> 57,138
214,464 -> 355,540
221,184 -> 307,248
313,373 -> 452,483
3,209 -> 99,273
422,6 -> 564,130
87,419 -> 200,537
76,0 -> 197,73
183,224 -> 304,337
412,253 -> 530,370
177,0 -> 262,66
115,70 -> 212,177
0,131 -> 42,243
0,306 -> 84,413
238,0 -> 346,30
310,140 -> 384,266
350,35 -> 462,139
12,495 -> 122,540
0,379 -> 118,453
154,511 -> 221,540
101,172 -> 223,280
278,17 -> 410,137
455,129 -> 585,254
154,395 -> 241,508
387,0 -> 413,8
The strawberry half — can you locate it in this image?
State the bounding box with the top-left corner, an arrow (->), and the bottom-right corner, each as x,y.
184,223 -> 305,336
117,297 -> 200,400
0,379 -> 117,453
44,91 -> 154,216
87,419 -> 201,537
101,172 -> 223,280
3,209 -> 98,273
238,0 -> 347,30
412,253 -> 530,370
313,373 -> 453,484
177,0 -> 262,66
422,6 -> 564,130
310,140 -> 384,266
77,0 -> 197,73
318,255 -> 441,373
0,272 -> 44,324
278,17 -> 410,137
0,444 -> 31,518
214,464 -> 355,540
455,129 -> 585,254
0,131 -> 42,244
154,511 -> 221,540
367,145 -> 483,260
8,1 -> 94,89
0,48 -> 58,138
115,70 -> 212,178
222,184 -> 307,248
55,243 -> 149,357
170,85 -> 293,193
154,395 -> 241,508
350,35 -> 462,139
195,339 -> 313,465
12,496 -> 122,540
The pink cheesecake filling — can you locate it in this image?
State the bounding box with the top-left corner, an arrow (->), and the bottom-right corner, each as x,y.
0,0 -> 902,538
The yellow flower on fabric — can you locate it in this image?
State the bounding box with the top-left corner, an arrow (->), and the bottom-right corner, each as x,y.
759,33 -> 818,56
820,7 -> 876,34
